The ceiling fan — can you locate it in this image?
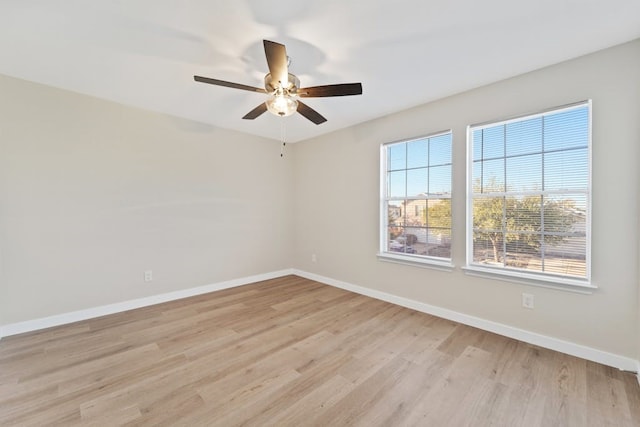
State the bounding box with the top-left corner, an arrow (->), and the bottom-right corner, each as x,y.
194,40 -> 363,125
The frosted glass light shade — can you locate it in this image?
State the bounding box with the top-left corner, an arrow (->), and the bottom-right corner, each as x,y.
266,93 -> 298,117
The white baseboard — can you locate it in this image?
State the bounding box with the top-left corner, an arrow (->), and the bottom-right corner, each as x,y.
0,269 -> 294,339
293,269 -> 639,373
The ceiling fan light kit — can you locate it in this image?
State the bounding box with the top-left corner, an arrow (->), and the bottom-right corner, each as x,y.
265,73 -> 299,117
266,93 -> 298,117
194,40 -> 363,125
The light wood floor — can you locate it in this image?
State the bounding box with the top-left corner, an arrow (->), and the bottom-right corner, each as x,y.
1,275 -> 639,426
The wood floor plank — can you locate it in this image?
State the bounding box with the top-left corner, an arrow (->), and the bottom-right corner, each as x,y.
351,349 -> 454,426
402,345 -> 496,425
1,275 -> 639,426
314,354 -> 418,426
585,363 -> 635,426
1,354 -> 189,426
237,348 -> 356,426
266,374 -> 355,426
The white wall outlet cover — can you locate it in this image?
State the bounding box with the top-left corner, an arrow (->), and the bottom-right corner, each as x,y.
522,293 -> 534,309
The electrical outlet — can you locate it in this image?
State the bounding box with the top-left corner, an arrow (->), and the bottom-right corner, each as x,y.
311,254 -> 317,263
144,270 -> 153,282
522,293 -> 534,309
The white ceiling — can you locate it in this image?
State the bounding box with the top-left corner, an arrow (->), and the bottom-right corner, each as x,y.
1,1 -> 639,143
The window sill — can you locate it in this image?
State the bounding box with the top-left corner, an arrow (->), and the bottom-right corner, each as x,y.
462,264 -> 595,294
377,252 -> 454,272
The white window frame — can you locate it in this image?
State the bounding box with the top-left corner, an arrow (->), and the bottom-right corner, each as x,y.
378,130 -> 454,271
464,100 -> 593,289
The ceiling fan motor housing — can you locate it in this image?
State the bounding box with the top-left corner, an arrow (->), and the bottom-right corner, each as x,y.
264,73 -> 300,94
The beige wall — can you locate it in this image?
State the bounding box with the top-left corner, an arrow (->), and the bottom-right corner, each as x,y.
293,39 -> 640,359
0,74 -> 294,324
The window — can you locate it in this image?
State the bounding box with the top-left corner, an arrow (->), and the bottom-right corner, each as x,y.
467,101 -> 591,287
380,131 -> 453,267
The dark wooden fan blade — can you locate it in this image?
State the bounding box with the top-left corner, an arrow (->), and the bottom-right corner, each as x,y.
298,83 -> 363,97
263,40 -> 289,87
242,103 -> 268,120
194,76 -> 266,93
297,101 -> 327,125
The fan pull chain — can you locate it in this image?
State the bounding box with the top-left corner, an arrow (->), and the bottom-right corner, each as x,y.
280,117 -> 287,157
